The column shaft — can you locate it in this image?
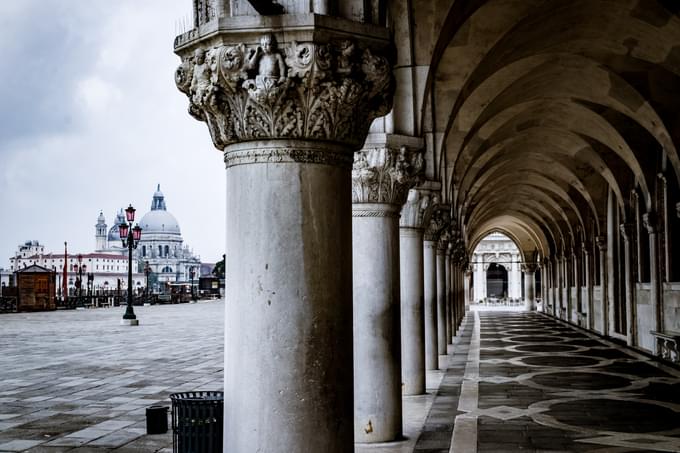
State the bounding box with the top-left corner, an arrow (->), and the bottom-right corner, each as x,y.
436,250 -> 447,356
424,240 -> 438,369
353,205 -> 402,442
400,227 -> 425,395
224,141 -> 353,453
445,254 -> 452,345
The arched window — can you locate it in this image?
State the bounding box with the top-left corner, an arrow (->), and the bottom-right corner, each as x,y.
165,245 -> 170,257
162,266 -> 173,273
158,245 -> 163,256
142,245 -> 146,257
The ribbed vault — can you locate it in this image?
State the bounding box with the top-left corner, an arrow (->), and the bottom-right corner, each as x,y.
418,0 -> 680,259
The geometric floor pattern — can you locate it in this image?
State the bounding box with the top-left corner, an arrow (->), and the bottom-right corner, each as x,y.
3,304 -> 680,452
450,310 -> 680,453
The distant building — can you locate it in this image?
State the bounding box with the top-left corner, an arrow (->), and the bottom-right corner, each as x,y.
95,185 -> 201,292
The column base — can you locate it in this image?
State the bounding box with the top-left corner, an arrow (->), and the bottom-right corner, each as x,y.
120,319 -> 139,326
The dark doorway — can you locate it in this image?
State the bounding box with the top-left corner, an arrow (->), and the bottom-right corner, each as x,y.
486,263 -> 508,298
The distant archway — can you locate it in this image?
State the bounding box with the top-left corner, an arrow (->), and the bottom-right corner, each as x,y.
486,263 -> 508,298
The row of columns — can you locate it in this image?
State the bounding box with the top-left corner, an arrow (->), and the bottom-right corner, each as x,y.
174,19 -> 467,452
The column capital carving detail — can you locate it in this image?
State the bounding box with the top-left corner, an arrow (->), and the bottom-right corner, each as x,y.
423,204 -> 450,242
595,235 -> 607,251
175,31 -> 394,152
400,188 -> 433,229
619,223 -> 634,243
523,263 -> 539,273
352,140 -> 423,205
642,212 -> 657,234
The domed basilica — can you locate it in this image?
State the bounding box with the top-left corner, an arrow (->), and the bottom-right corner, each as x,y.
95,185 -> 201,291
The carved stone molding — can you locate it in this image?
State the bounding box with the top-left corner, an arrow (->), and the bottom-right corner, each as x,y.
351,144 -> 423,205
595,235 -> 607,251
352,204 -> 400,218
175,32 -> 395,152
436,230 -> 450,253
224,140 -> 354,168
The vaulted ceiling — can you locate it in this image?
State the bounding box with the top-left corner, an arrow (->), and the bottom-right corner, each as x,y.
408,0 -> 680,259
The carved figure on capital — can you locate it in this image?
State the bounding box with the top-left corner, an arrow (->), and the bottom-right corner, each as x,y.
400,189 -> 432,229
642,212 -> 657,234
351,145 -> 423,205
175,35 -> 395,151
423,203 -> 449,242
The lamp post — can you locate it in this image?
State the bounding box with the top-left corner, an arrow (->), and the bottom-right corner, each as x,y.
119,204 -> 142,326
189,267 -> 196,302
144,261 -> 151,304
76,254 -> 84,308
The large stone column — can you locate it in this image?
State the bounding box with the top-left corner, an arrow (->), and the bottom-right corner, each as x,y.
583,244 -> 594,330
352,136 -> 422,443
523,264 -> 537,311
445,249 -> 452,345
423,237 -> 438,370
596,236 -> 608,336
643,213 -> 662,353
436,236 -> 449,356
423,206 -> 447,369
619,223 -> 636,347
399,188 -> 429,396
174,19 -> 394,453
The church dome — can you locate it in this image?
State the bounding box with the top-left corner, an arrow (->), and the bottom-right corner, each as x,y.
139,210 -> 181,234
138,184 -> 181,235
107,209 -> 126,243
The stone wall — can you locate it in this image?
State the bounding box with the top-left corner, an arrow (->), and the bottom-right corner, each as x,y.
593,286 -> 603,334
663,283 -> 680,333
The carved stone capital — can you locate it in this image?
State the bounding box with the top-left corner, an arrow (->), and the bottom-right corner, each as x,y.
175,22 -> 394,153
437,230 -> 450,253
400,189 -> 432,229
595,236 -> 607,252
642,212 -> 657,234
676,202 -> 680,219
352,140 -> 423,205
619,223 -> 634,243
423,204 -> 450,242
523,263 -> 539,273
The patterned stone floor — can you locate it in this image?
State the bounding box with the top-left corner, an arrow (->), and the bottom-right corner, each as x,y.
3,304 -> 680,452
448,309 -> 680,453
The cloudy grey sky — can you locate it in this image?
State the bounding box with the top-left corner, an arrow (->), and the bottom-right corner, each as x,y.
0,1 -> 226,264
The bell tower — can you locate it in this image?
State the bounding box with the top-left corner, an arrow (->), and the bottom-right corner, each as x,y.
95,211 -> 107,251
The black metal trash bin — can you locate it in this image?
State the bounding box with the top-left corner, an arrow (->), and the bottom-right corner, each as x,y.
170,391 -> 224,453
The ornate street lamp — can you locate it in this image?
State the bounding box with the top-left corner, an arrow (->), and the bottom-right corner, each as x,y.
119,204 -> 142,325
189,267 -> 196,301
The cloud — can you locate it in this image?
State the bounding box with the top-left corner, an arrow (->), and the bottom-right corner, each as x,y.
0,1 -> 225,265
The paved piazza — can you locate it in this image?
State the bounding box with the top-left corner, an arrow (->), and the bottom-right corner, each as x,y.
0,302 -> 223,452
2,304 -> 680,452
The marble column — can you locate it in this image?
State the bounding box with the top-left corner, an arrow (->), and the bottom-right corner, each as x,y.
436,236 -> 449,356
596,236 -> 608,336
423,236 -> 438,370
523,264 -> 537,311
583,244 -> 594,331
445,250 -> 452,345
464,269 -> 471,310
174,21 -> 394,453
620,223 -> 636,347
399,187 -> 430,396
352,136 -> 423,443
643,213 -> 662,353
